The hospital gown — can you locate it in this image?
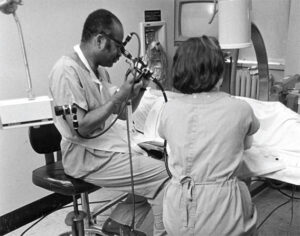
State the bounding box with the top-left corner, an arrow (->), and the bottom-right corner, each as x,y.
158,92 -> 259,236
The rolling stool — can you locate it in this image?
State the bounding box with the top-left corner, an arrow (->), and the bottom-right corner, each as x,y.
29,124 -> 128,236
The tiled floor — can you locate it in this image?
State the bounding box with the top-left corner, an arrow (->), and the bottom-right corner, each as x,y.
6,189 -> 153,236
253,184 -> 300,236
6,184 -> 300,236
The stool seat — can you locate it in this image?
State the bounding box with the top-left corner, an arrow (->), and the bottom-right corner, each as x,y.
29,124 -> 126,236
32,161 -> 98,196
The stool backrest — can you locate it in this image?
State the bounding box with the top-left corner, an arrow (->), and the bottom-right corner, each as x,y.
29,124 -> 62,164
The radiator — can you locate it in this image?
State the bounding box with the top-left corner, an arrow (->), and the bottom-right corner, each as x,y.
235,69 -> 259,99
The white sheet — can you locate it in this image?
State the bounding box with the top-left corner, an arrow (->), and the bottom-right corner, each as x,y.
133,89 -> 300,185
237,96 -> 300,185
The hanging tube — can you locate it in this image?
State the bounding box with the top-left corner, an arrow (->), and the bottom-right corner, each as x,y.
13,12 -> 34,99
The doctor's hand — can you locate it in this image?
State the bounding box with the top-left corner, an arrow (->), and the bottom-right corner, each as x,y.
112,69 -> 139,104
113,68 -> 148,105
125,68 -> 149,97
0,0 -> 22,14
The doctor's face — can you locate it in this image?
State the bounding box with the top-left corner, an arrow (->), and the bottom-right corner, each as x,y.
101,22 -> 124,67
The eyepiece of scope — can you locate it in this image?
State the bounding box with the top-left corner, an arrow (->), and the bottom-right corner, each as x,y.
121,48 -> 133,60
122,33 -> 133,47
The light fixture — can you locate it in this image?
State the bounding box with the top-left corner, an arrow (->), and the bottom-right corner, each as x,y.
218,0 -> 252,49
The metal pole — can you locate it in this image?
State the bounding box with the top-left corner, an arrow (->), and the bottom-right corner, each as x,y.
13,12 -> 34,99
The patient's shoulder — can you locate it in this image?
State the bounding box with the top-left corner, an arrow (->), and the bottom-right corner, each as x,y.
225,96 -> 255,115
229,95 -> 251,105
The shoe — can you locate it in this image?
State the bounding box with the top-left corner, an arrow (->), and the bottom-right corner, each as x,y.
102,218 -> 124,235
102,218 -> 147,236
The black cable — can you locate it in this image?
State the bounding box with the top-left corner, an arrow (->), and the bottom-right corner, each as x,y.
125,102 -> 137,231
277,188 -> 300,200
163,139 -> 172,178
152,78 -> 168,102
257,198 -> 291,230
289,185 -> 295,227
55,94 -> 131,140
267,179 -> 288,189
151,78 -> 172,178
20,214 -> 48,236
256,179 -> 300,233
267,179 -> 300,199
208,0 -> 218,24
237,178 -> 300,232
73,94 -> 131,139
250,178 -> 266,183
69,33 -> 142,140
121,31 -> 171,232
123,31 -> 140,233
19,199 -> 114,235
20,204 -> 72,236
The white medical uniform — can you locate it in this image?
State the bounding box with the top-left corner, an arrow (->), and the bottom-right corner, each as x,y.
49,46 -> 169,235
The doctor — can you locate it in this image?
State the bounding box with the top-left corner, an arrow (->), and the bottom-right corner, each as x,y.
49,8 -> 168,236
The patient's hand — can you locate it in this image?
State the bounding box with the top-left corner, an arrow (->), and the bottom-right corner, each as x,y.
244,135 -> 253,150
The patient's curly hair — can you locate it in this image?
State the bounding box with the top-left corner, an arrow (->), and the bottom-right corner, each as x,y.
172,36 -> 224,94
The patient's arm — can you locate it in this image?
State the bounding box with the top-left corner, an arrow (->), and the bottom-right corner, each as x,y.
244,135 -> 253,150
240,135 -> 253,188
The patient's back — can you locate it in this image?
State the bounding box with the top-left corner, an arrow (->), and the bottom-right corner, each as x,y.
158,91 -> 259,181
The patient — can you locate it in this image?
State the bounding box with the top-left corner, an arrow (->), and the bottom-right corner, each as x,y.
156,36 -> 259,235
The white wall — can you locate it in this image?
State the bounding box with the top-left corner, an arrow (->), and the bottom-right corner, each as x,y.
239,0 -> 290,65
0,0 -> 175,215
285,0 -> 300,76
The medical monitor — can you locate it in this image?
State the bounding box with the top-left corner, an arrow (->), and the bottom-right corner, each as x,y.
174,0 -> 218,45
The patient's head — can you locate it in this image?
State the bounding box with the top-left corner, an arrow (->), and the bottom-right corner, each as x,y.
172,35 -> 224,94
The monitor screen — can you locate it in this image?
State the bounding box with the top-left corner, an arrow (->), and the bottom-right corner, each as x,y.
175,0 -> 218,45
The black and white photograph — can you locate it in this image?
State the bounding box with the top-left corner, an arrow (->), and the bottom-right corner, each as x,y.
1,0 -> 300,235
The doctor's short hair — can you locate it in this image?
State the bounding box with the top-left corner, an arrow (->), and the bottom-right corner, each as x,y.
172,36 -> 224,94
81,9 -> 122,43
